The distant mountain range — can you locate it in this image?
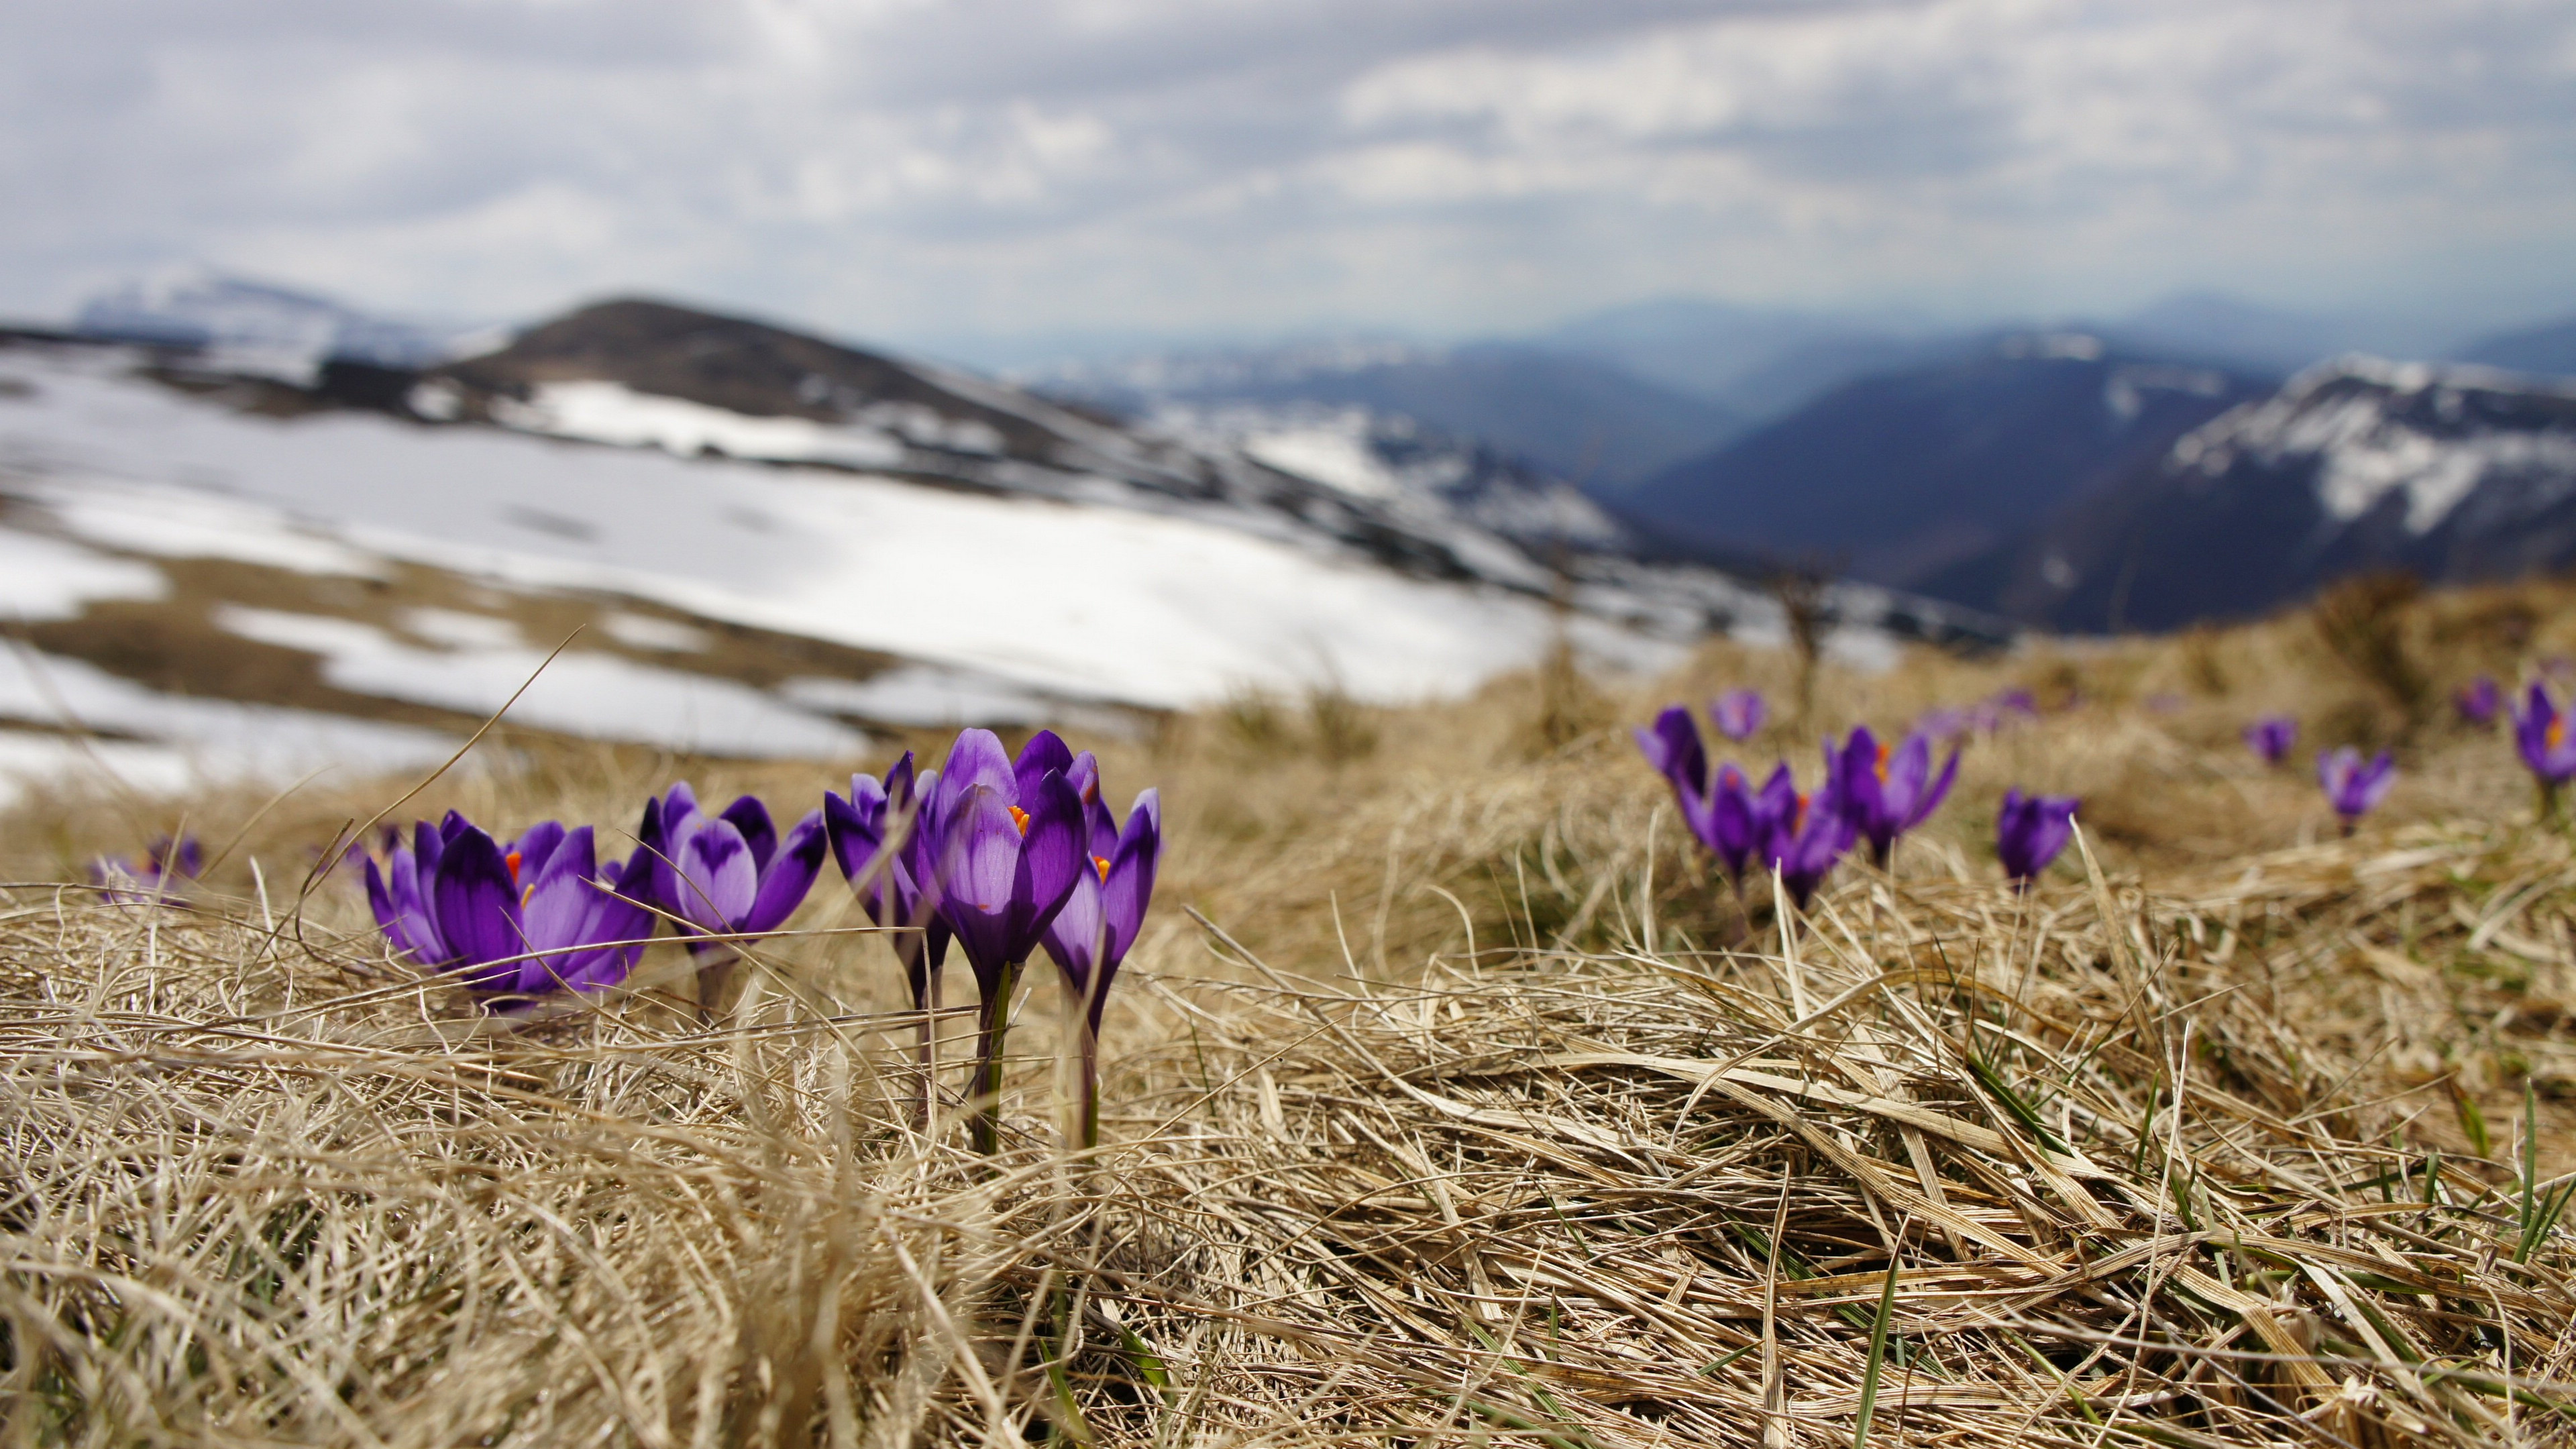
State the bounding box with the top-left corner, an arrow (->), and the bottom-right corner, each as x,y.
1025,341 -> 1741,488
1612,333 -> 2271,589
1952,358 -> 2576,631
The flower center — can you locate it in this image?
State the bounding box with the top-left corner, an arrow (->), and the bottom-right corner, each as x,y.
1008,805 -> 1030,836
2551,718 -> 2566,751
1093,854 -> 1111,882
1873,741 -> 1890,783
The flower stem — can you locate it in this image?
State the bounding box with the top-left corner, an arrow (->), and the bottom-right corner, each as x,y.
971,959 -> 1020,1155
1078,1017 -> 1101,1153
693,947 -> 737,1026
916,963 -> 940,1132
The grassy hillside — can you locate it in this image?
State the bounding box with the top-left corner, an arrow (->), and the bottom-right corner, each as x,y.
5,576 -> 2574,1446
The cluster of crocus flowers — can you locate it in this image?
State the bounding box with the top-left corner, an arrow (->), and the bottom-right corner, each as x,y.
357,727 -> 1161,1154
90,833 -> 203,903
2245,716 -> 2297,765
2512,683 -> 2576,821
1995,792 -> 2078,888
1638,708 -> 1961,911
2316,747 -> 2397,835
365,814 -> 657,1000
826,729 -> 1160,1152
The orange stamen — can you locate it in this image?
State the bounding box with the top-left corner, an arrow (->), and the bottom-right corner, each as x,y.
2553,718 -> 2566,751
1008,804 -> 1030,836
504,851 -> 522,885
1093,855 -> 1112,882
1873,741 -> 1890,782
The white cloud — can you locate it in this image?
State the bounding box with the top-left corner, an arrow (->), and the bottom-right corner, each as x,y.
1,0 -> 2571,344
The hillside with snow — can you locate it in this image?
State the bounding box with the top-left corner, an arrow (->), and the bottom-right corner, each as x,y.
0,290 -> 1997,801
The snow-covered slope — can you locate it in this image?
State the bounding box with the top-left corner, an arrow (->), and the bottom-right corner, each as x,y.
0,295 -> 2001,797
1978,358 -> 2576,630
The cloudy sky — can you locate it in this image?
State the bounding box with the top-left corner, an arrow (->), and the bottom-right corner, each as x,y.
5,0 -> 2574,355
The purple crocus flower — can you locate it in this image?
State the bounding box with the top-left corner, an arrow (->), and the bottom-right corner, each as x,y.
1995,791 -> 2079,888
2316,747 -> 2396,834
2457,676 -> 2501,727
640,782 -> 828,1017
364,812 -> 655,1001
90,833 -> 205,903
2512,683 -> 2576,822
928,728 -> 1085,1152
1634,705 -> 1710,803
1766,762 -> 1855,911
825,752 -> 950,1010
2245,716 -> 2296,765
827,752 -> 953,1122
1696,763 -> 1768,888
1710,689 -> 1768,742
1038,771 -> 1161,1150
1832,726 -> 1960,867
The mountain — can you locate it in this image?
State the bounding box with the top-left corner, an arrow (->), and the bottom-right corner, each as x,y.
1949,358 -> 2576,632
1026,340 -> 1739,488
2455,317 -> 2576,379
0,294 -> 2002,798
1614,334 -> 2271,591
70,268 -> 472,375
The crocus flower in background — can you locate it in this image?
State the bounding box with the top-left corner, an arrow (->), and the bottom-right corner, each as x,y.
2316,748 -> 2396,835
1710,689 -> 1767,741
2512,683 -> 2576,821
1039,771 -> 1162,1150
930,728 -> 1085,1152
1831,726 -> 1959,867
826,752 -> 952,1122
640,783 -> 828,1018
1913,706 -> 1972,745
365,813 -> 655,1000
2244,716 -> 2296,765
1634,705 -> 1711,806
90,833 -> 204,903
1694,761 -> 1795,892
2457,676 -> 2502,727
1995,791 -> 2080,888
1766,763 -> 1855,911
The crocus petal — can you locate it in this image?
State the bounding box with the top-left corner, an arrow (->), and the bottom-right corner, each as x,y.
826,775 -> 892,918
386,843 -> 448,964
1633,706 -> 1709,799
430,826 -> 521,989
938,784 -> 1024,995
364,857 -> 419,961
742,809 -> 827,936
720,796 -> 778,872
509,820 -> 568,881
1040,868 -> 1104,1000
936,729 -> 1015,822
1099,788 -> 1161,967
1014,730 -> 1075,806
675,820 -> 759,934
1006,769 -> 1087,962
1903,746 -> 1962,831
519,826 -> 601,994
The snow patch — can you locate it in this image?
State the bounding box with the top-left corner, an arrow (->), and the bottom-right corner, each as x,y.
0,648 -> 460,796
215,607 -> 869,759
599,612 -> 712,653
490,380 -> 910,470
0,527 -> 167,619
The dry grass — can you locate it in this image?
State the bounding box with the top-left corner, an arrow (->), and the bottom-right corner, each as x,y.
5,580 -> 2576,1446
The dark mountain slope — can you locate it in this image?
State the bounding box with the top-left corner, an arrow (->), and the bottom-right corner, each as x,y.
1949,359 -> 2576,632
1616,336 -> 2269,590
